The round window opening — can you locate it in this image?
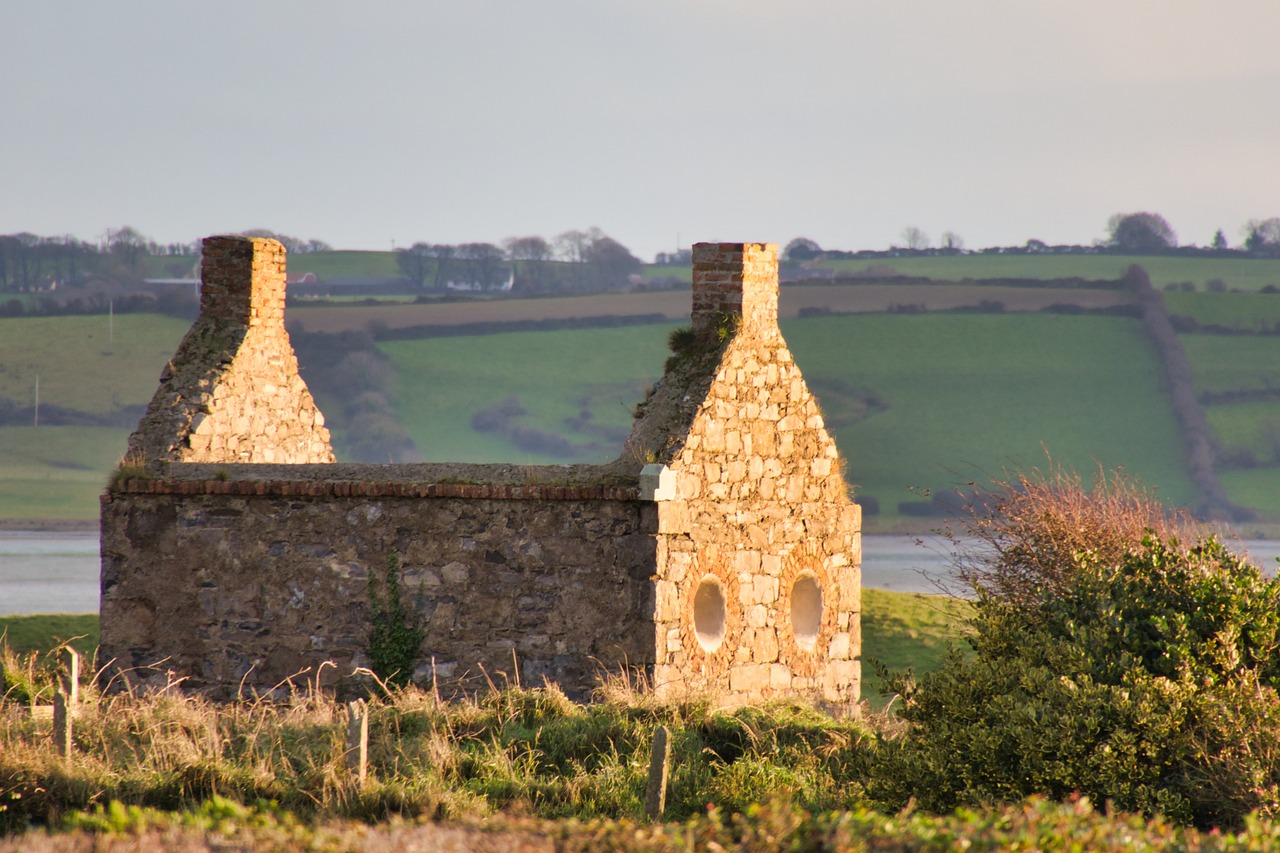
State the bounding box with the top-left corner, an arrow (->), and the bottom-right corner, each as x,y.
791,574 -> 823,652
692,577 -> 727,653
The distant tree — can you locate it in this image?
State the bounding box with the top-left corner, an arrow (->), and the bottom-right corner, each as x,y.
395,242 -> 433,288
238,229 -> 330,254
107,226 -> 151,270
901,226 -> 930,251
457,242 -> 507,290
1244,218 -> 1280,253
1025,239 -> 1048,253
654,248 -> 692,265
1211,229 -> 1229,251
554,228 -> 603,264
783,237 -> 822,262
582,234 -> 642,288
940,231 -> 964,251
1106,212 -> 1177,251
503,235 -> 552,262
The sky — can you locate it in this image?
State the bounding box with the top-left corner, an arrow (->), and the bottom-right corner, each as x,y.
3,2 -> 1279,261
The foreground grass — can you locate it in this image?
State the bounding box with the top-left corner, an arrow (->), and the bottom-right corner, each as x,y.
9,587 -> 1280,848
9,684 -> 1280,851
0,616 -> 97,657
10,794 -> 1280,852
0,677 -> 872,833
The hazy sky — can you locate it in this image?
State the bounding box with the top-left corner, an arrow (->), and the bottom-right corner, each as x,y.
3,2 -> 1278,260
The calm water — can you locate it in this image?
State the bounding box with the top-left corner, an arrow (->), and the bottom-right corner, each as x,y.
0,531 -> 100,616
1,531 -> 1278,616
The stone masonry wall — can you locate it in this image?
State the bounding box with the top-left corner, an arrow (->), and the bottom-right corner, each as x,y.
645,243 -> 861,706
126,236 -> 334,468
100,473 -> 655,698
102,235 -> 861,708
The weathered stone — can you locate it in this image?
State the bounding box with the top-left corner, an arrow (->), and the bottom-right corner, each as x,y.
101,239 -> 861,709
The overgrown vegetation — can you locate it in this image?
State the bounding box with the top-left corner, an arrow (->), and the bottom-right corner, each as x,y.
10,474 -> 1280,843
875,467 -> 1280,829
365,552 -> 424,689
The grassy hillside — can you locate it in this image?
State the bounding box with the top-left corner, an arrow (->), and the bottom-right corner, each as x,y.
383,313 -> 1198,522
0,314 -> 186,522
0,314 -> 187,412
819,254 -> 1280,292
788,314 -> 1195,515
383,324 -> 673,463
0,427 -> 131,520
1164,291 -> 1280,329
3,292 -> 1278,525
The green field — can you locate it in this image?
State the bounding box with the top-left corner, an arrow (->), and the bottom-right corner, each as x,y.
0,426 -> 130,520
383,314 -> 1198,519
820,254 -> 1280,292
1164,291 -> 1280,329
0,314 -> 185,521
383,324 -> 673,463
0,314 -> 187,412
3,297 -> 1279,524
788,314 -> 1195,512
1182,335 -> 1280,396
0,614 -> 98,657
861,589 -> 970,679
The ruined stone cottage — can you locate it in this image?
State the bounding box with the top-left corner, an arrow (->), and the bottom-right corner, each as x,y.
100,236 -> 862,705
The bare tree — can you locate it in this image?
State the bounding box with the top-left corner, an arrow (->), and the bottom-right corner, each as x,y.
503,235 -> 552,262
1243,218 -> 1280,253
901,226 -> 930,251
941,231 -> 964,251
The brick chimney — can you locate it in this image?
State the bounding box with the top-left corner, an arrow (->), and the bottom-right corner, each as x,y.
199,236 -> 287,328
690,242 -> 778,340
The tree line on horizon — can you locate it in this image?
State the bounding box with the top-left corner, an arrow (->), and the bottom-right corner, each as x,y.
4,213 -> 1280,297
784,212 -> 1280,263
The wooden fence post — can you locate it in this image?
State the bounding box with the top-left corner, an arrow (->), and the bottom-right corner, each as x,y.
53,689 -> 73,761
346,699 -> 369,785
64,647 -> 80,708
645,725 -> 672,819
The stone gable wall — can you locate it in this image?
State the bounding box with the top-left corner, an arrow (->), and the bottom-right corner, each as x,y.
126,236 -> 334,468
646,243 -> 861,705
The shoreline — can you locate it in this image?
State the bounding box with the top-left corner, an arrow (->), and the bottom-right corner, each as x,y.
3,515 -> 1277,540
0,518 -> 99,533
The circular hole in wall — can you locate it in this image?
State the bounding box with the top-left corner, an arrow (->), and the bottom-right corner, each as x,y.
790,574 -> 823,652
692,577 -> 727,653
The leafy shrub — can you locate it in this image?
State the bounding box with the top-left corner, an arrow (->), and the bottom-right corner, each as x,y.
872,469 -> 1280,829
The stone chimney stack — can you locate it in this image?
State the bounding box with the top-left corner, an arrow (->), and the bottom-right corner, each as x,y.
199,236 -> 286,328
690,242 -> 779,340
